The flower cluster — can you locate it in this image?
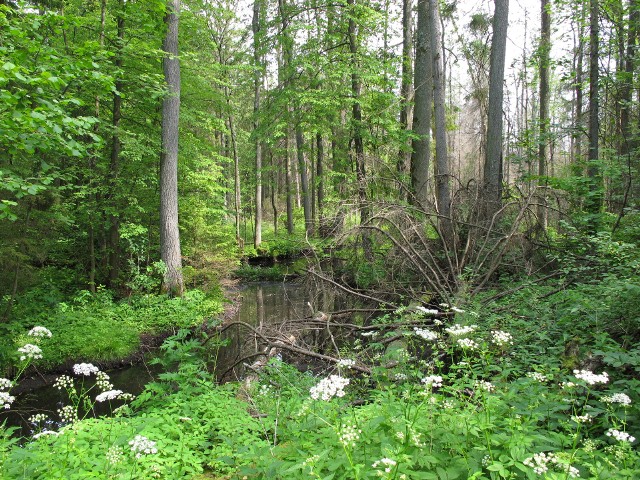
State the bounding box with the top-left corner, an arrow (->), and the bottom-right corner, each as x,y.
337,358 -> 356,368
393,373 -> 408,381
129,435 -> 158,458
30,413 -> 48,424
601,392 -> 632,406
0,378 -> 12,390
73,363 -> 99,376
606,429 -> 636,443
456,338 -> 479,350
360,330 -> 379,338
310,375 -> 349,401
445,324 -> 477,336
28,326 -> 52,338
475,380 -> 495,392
421,375 -> 443,388
414,327 -> 438,341
96,390 -> 124,402
0,391 -> 15,409
372,458 -> 397,474
573,369 -> 609,385
523,452 -> 579,478
96,371 -> 113,391
54,375 -> 74,390
490,330 -> 513,347
570,414 -> 592,423
18,344 -> 42,361
337,424 -> 361,448
106,445 -> 124,465
58,405 -> 78,424
451,306 -> 465,314
415,306 -> 439,315
526,372 -> 548,383
33,430 -> 61,440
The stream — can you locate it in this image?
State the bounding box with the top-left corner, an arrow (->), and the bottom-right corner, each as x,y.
2,280 -> 343,438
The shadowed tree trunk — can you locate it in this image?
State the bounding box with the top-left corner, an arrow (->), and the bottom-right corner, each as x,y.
253,0 -> 263,248
538,0 -> 551,229
160,0 -> 184,296
483,0 -> 509,217
398,0 -> 413,200
586,0 -> 601,222
411,0 -> 432,209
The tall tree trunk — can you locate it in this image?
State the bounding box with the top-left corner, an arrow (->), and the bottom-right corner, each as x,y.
483,0 -> 509,216
430,0 -> 451,232
253,0 -> 263,248
347,0 -> 370,256
107,0 -> 125,288
316,133 -> 324,227
398,0 -> 413,201
411,0 -> 432,209
586,0 -> 601,220
573,3 -> 586,165
285,134 -> 294,234
620,0 -> 638,157
538,0 -> 551,229
296,125 -> 313,235
160,0 -> 184,297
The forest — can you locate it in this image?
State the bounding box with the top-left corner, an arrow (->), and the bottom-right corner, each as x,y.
0,0 -> 639,478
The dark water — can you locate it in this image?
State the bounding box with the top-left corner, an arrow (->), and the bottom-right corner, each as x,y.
2,280 -> 357,438
1,361 -> 160,439
216,281 -> 319,380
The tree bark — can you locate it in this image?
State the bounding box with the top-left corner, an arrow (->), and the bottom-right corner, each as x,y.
296,126 -> 313,235
398,0 -> 413,200
586,0 -> 601,219
538,0 -> 551,229
429,0 -> 451,229
483,0 -> 509,216
160,0 -> 184,296
253,0 -> 263,248
411,0 -> 432,209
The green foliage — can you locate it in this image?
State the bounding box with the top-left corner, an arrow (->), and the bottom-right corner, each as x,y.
0,288 -> 222,372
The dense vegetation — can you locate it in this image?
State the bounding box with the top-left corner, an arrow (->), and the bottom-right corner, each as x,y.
1,0 -> 640,478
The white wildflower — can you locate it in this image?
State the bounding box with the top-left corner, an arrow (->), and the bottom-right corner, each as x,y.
451,306 -> 465,313
415,306 -> 439,315
421,375 -> 443,388
57,405 -> 77,424
73,363 -> 99,376
309,375 -> 349,401
526,372 -> 548,382
361,330 -> 379,338
372,458 -> 397,474
393,373 -> 408,381
96,390 -> 124,402
606,429 -> 636,443
601,392 -> 632,406
30,413 -> 48,423
18,344 -> 42,361
0,378 -> 12,390
337,424 -> 361,448
337,358 -> 356,368
414,327 -> 438,341
129,435 -> 158,458
573,369 -> 608,385
33,430 -> 61,440
0,392 -> 15,409
524,452 -> 579,478
475,380 -> 495,392
490,330 -> 513,347
106,445 -> 124,465
456,338 -> 479,350
53,375 -> 74,390
571,414 -> 592,423
28,326 -> 52,338
96,371 -> 113,391
445,324 -> 477,336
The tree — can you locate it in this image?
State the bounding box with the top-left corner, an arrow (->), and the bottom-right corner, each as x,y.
398,0 -> 413,199
586,0 -> 601,220
483,0 -> 509,215
160,0 -> 184,296
430,0 -> 451,227
537,0 -> 551,229
411,0 -> 433,209
253,0 -> 263,248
